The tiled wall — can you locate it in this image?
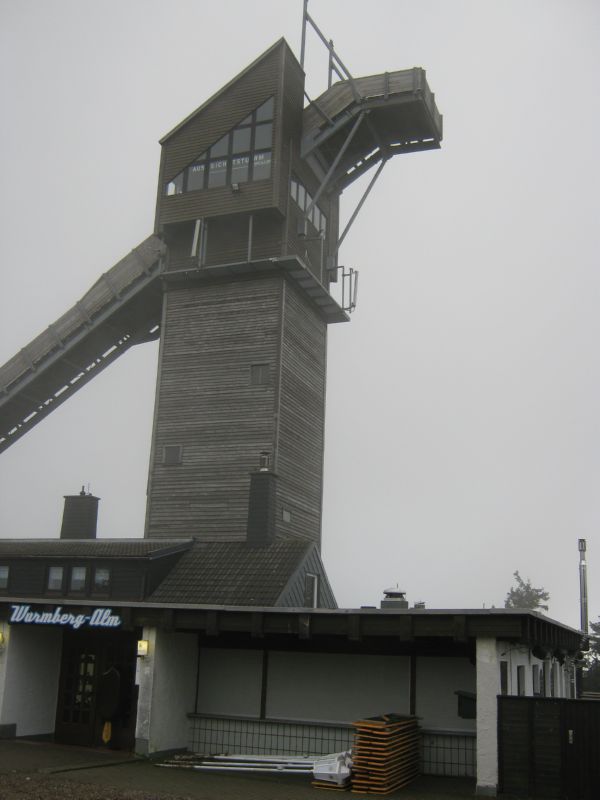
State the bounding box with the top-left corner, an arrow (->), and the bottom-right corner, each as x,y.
188,716 -> 476,777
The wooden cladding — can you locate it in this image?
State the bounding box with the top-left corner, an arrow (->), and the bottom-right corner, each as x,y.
146,274 -> 327,545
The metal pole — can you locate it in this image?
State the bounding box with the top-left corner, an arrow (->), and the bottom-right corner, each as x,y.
579,538 -> 589,633
328,39 -> 334,88
335,157 -> 388,254
300,0 -> 309,69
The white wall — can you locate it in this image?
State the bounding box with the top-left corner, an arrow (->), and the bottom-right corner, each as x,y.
0,623 -> 62,737
476,637 -> 499,796
497,641 -> 574,698
266,651 -> 410,723
415,656 -> 476,732
196,648 -> 263,717
193,648 -> 410,724
135,628 -> 197,755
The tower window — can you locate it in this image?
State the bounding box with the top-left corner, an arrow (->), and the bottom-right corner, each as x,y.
250,363 -> 270,386
0,566 -> 8,590
163,445 -> 183,465
164,97 -> 274,195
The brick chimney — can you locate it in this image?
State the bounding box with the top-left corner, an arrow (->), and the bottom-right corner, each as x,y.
246,452 -> 277,547
60,486 -> 99,539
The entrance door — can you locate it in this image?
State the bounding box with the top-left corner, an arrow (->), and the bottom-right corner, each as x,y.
55,629 -> 138,749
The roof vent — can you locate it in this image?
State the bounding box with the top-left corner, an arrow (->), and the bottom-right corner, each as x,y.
60,486 -> 99,539
381,587 -> 409,609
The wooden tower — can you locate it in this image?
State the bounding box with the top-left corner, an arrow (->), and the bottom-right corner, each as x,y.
144,38 -> 442,544
0,32 -> 442,551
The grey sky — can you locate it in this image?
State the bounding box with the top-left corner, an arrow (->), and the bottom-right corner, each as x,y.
1,0 -> 599,627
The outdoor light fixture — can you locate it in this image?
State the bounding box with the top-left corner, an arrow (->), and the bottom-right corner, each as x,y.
0,632 -> 5,649
137,639 -> 149,658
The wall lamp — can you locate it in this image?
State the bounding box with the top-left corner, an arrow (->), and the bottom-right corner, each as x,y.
0,631 -> 5,650
137,639 -> 149,658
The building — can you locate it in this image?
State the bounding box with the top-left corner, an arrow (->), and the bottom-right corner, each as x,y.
0,24 -> 586,799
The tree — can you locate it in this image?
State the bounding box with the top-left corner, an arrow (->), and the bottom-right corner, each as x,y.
504,570 -> 550,612
582,617 -> 600,692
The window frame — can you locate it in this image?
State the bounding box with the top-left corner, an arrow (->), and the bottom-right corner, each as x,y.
0,565 -> 9,592
68,565 -> 88,595
164,96 -> 275,196
46,565 -> 65,594
92,566 -> 111,597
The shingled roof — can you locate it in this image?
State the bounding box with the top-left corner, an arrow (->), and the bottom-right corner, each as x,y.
0,539 -> 192,559
149,538 -> 313,606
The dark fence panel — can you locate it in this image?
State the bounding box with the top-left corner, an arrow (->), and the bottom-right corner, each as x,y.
498,696 -> 600,800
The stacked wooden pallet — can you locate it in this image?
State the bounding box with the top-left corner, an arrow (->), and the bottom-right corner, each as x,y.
351,714 -> 420,795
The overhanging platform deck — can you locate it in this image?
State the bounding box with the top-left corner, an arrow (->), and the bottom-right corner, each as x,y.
303,67 -> 443,190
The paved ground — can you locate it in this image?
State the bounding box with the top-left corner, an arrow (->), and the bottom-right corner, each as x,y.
0,740 -> 477,799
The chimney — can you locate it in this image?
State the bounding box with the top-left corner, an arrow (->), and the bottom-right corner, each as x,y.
380,587 -> 409,609
60,486 -> 99,539
246,452 -> 277,547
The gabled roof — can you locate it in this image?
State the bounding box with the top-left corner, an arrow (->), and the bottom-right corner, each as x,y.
0,539 -> 192,560
149,537 -> 313,606
160,38 -> 293,145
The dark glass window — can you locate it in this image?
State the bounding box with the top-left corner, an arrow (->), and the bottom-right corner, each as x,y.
256,97 -> 274,122
187,162 -> 206,191
210,134 -> 229,158
47,566 -> 64,592
166,172 -> 184,196
500,660 -> 508,695
250,363 -> 270,385
290,175 -> 327,234
70,566 -> 87,592
254,122 -> 272,150
0,566 -> 8,590
252,152 -> 271,181
93,567 -> 110,594
231,155 -> 250,184
164,97 -> 275,195
163,444 -> 183,465
208,159 -> 228,187
517,665 -> 526,696
232,127 -> 251,153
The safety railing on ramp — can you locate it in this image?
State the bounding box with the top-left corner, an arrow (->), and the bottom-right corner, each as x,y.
0,235 -> 165,453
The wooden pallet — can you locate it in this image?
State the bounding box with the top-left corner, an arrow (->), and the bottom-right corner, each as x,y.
351,714 -> 421,796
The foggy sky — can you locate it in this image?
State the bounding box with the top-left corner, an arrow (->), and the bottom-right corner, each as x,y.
1,0 -> 599,628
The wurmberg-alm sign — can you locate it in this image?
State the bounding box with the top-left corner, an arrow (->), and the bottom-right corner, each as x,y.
9,604 -> 122,630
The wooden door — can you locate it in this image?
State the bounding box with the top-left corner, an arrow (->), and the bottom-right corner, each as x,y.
55,630 -> 138,749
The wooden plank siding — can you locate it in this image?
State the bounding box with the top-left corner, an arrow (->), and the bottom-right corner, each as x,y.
156,40 -> 291,231
274,281 -> 327,545
145,276 -> 283,540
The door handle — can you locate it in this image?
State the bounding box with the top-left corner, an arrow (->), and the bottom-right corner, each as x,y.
568,729 -> 574,745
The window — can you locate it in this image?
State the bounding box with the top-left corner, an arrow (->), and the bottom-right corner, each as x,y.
93,567 -> 110,594
517,665 -> 526,696
163,444 -> 183,466
282,509 -> 291,523
47,566 -> 64,592
499,660 -> 508,695
0,566 -> 8,590
70,566 -> 87,593
250,363 -> 270,386
164,96 -> 274,195
532,664 -> 541,696
290,175 -> 327,234
304,573 -> 319,608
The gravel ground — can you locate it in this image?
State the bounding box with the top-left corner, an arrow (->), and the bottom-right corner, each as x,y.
0,771 -> 195,800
